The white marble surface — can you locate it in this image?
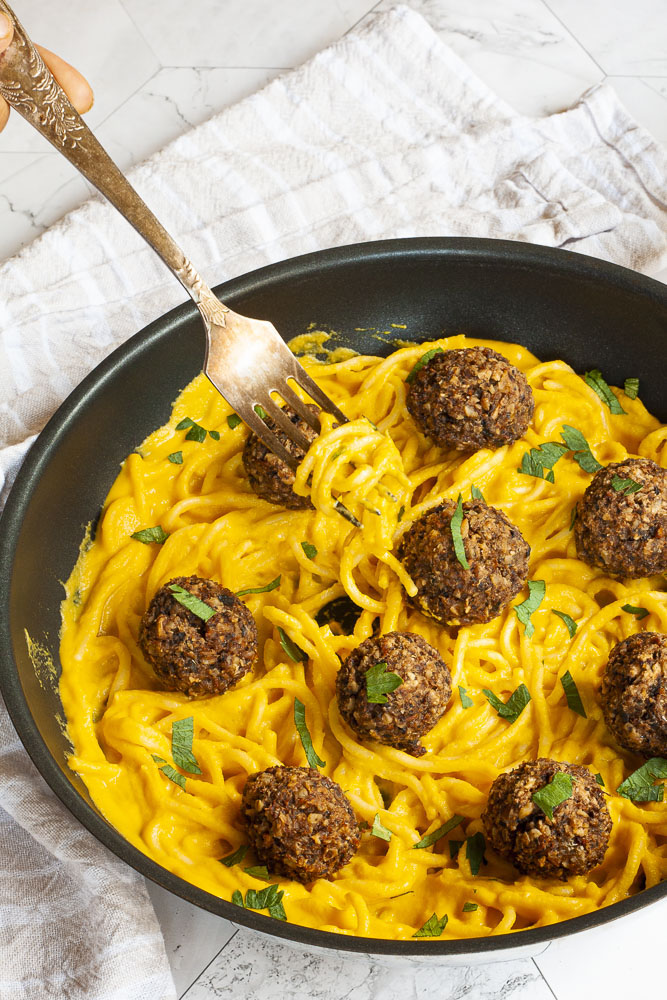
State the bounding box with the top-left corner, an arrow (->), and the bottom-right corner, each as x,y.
1,2 -> 666,999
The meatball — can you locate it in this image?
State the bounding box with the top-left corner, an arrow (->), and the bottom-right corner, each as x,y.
336,632 -> 452,756
601,632 -> 667,757
574,458 -> 666,578
241,766 -> 360,882
398,500 -> 530,626
139,575 -> 257,698
242,405 -> 319,508
406,346 -> 534,451
482,758 -> 611,879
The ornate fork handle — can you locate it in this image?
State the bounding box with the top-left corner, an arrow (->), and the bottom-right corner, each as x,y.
0,0 -> 226,324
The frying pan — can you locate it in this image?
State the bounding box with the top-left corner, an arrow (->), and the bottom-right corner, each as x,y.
1,237 -> 666,962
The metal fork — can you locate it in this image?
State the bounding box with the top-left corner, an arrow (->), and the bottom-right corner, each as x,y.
0,0 -> 346,467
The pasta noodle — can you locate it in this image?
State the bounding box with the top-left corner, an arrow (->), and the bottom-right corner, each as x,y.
59,334 -> 667,940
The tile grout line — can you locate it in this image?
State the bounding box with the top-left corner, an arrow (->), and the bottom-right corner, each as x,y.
532,956 -> 560,1000
539,0 -> 607,78
116,0 -> 163,66
343,0 -> 385,37
178,927 -> 240,1000
92,65 -> 163,130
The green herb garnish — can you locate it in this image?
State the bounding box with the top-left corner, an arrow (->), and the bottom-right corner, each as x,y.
532,772 -> 573,820
294,697 -> 325,769
624,377 -> 639,399
560,426 -> 603,474
465,833 -> 486,875
413,814 -> 464,851
231,889 -> 244,908
449,840 -> 463,859
610,474 -> 643,495
462,902 -> 478,912
301,541 -> 318,560
621,603 -> 649,619
131,525 -> 169,544
553,610 -> 578,638
365,660 -> 404,705
171,717 -> 202,774
220,844 -> 248,867
244,865 -> 271,881
471,484 -> 486,502
235,575 -> 281,597
569,507 -> 577,531
151,755 -> 186,790
458,685 -> 473,709
168,451 -> 183,465
169,583 -> 216,622
397,505 -> 405,522
518,442 -> 568,483
405,347 -> 443,384
513,581 -> 546,638
560,671 -> 587,718
175,416 -> 220,442
617,758 -> 667,802
371,814 -> 392,842
482,684 -> 531,724
254,405 -> 268,420
390,890 -> 414,900
412,912 -> 448,938
595,773 -> 605,787
450,493 -> 470,570
234,883 -> 286,920
227,413 -> 242,429
583,369 -> 625,414
277,626 -> 307,663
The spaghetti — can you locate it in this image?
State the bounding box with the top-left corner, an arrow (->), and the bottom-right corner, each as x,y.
59,334 -> 667,939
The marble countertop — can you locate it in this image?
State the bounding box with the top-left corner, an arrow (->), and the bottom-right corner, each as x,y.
2,2 -> 666,999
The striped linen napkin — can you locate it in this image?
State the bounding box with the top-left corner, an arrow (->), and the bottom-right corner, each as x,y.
1,5 -> 666,998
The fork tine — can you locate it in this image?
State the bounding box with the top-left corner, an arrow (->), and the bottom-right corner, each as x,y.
286,370 -> 347,425
276,382 -> 322,431
255,394 -> 315,454
203,374 -> 299,469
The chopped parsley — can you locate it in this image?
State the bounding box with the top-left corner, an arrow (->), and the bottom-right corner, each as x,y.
621,604 -> 649,620
582,369 -> 625,415
413,814 -> 464,851
371,814 -> 392,842
465,833 -> 486,875
277,626 -> 307,663
532,772 -> 574,820
167,451 -> 183,465
482,684 -> 531,724
569,506 -> 577,531
169,583 -> 216,622
617,758 -> 667,802
462,902 -> 478,912
233,883 -> 286,920
220,844 -> 248,867
449,840 -> 463,859
458,685 -> 473,709
227,414 -> 242,429
552,610 -> 578,638
560,426 -> 602,474
624,377 -> 639,400
175,416 -> 221,442
171,717 -> 202,774
254,404 -> 268,420
560,671 -> 587,718
397,504 -> 405,522
365,660 -> 403,705
294,697 -> 325,769
513,580 -> 546,638
301,541 -> 318,560
131,526 -> 169,544
471,484 -> 486,502
151,755 -> 186,790
236,575 -> 281,596
412,912 -> 448,938
405,347 -> 443,384
518,442 -> 568,483
450,493 -> 470,570
243,865 -> 271,881
595,773 -> 605,787
610,474 -> 643,495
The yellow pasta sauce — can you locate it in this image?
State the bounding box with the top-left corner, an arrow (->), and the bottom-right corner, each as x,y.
59,335 -> 667,939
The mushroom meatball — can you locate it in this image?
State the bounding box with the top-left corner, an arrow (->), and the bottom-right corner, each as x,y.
406,346 -> 534,451
139,575 -> 257,698
398,500 -> 530,626
482,759 -> 611,879
241,766 -> 360,882
601,632 -> 667,757
242,405 -> 319,508
574,458 -> 667,578
336,632 -> 452,757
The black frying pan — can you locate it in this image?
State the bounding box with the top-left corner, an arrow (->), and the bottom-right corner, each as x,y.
0,237 -> 665,961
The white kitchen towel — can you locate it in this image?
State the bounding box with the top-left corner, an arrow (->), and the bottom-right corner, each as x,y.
0,5 -> 666,998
